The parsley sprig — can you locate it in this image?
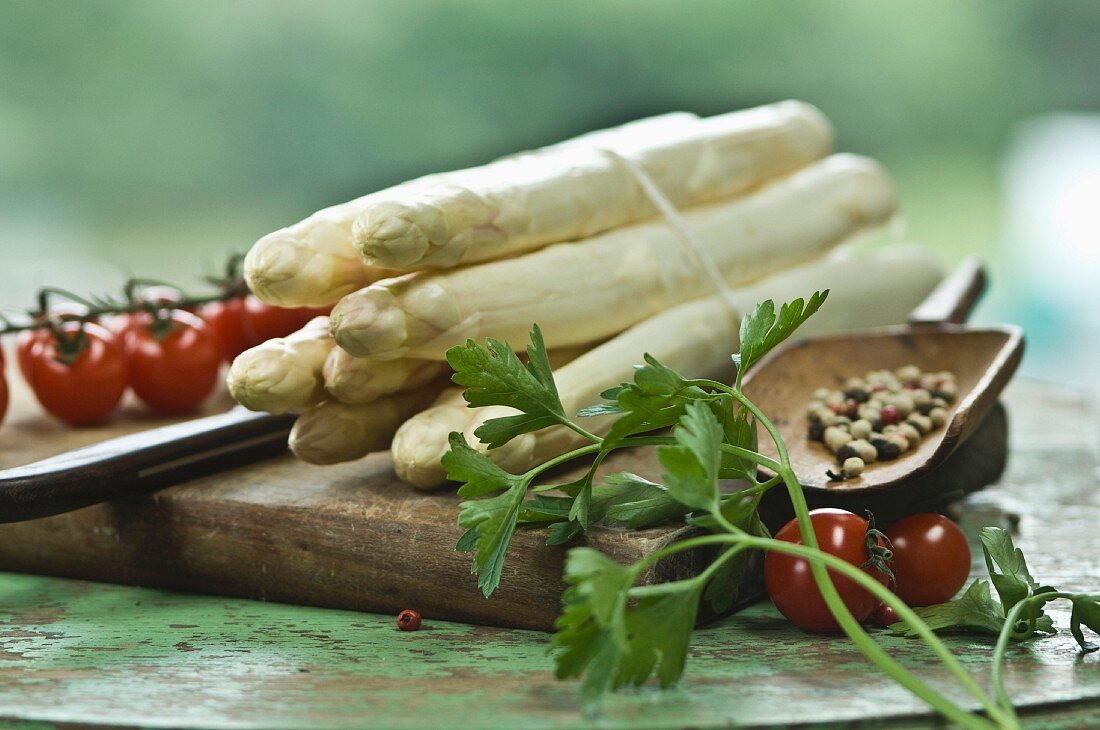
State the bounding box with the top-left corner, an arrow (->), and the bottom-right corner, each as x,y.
440,293 -> 1052,729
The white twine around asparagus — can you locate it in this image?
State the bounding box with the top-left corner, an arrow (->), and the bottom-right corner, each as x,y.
597,148 -> 742,321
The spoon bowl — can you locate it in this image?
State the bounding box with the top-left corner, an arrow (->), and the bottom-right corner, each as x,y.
743,322 -> 1023,492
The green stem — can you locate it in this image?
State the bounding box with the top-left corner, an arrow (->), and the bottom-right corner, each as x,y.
524,434 -> 677,485
562,421 -> 603,444
718,443 -> 782,472
524,444 -> 601,479
628,544 -> 749,600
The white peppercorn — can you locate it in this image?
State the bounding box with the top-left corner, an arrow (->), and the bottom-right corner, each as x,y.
933,381 -> 958,401
911,388 -> 931,410
892,393 -> 915,417
850,419 -> 872,440
898,423 -> 922,448
886,433 -> 910,454
895,364 -> 921,384
824,426 -> 853,453
838,438 -> 877,463
929,407 -> 948,427
907,413 -> 933,435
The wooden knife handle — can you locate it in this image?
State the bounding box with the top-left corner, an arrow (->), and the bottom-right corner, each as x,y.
0,409 -> 296,523
908,256 -> 987,326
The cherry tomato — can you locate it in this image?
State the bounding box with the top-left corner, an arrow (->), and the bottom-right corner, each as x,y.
124,310 -> 221,415
0,371 -> 8,429
886,513 -> 971,607
764,508 -> 890,632
201,297 -> 249,362
17,329 -> 49,385
111,287 -> 184,340
17,303 -> 92,385
241,295 -> 329,346
29,322 -> 128,427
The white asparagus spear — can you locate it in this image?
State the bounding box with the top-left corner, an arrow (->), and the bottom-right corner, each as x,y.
226,317 -> 334,413
391,245 -> 943,489
353,101 -> 833,270
331,153 -> 896,361
323,348 -> 449,405
243,113 -> 699,307
288,387 -> 445,465
244,200 -> 402,308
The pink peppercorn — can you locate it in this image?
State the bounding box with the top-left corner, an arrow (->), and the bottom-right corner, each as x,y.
397,609 -> 422,631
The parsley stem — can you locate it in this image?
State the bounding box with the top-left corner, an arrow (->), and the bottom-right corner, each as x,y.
718,443 -> 782,472
562,421 -> 602,444
628,544 -> 749,600
524,443 -> 601,479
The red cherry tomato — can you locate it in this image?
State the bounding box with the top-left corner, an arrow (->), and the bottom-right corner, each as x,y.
18,303 -> 93,385
886,513 -> 971,607
201,297 -> 249,362
17,329 -> 49,385
0,371 -> 8,429
29,322 -> 128,427
111,287 -> 184,340
124,310 -> 221,415
765,508 -> 890,633
241,295 -> 329,346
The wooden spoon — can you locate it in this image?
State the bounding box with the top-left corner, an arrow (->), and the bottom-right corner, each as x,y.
743,257 -> 1023,500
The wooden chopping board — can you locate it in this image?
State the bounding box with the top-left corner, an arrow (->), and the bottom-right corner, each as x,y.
0,376 -> 738,631
0,361 -> 1007,630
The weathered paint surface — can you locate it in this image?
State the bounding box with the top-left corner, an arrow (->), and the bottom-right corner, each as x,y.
0,383 -> 1096,729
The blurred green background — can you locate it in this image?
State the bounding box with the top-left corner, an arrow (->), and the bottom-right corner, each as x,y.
2,0 -> 1099,383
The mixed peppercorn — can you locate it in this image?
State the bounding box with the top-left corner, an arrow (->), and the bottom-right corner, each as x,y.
806,365 -> 958,480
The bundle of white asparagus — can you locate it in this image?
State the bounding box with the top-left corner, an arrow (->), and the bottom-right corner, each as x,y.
232,101 -> 942,484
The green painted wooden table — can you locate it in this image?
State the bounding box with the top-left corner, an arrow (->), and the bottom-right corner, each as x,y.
1,382 -> 1098,729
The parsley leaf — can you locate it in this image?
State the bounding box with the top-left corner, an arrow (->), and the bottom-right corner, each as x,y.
620,585 -> 703,687
517,494 -> 573,524
656,400 -> 723,514
547,520 -> 586,546
1070,597 -> 1100,653
979,527 -> 1045,613
445,433 -> 529,596
446,324 -> 567,448
713,401 -> 758,481
552,548 -> 702,709
595,472 -> 685,529
442,432 -> 521,498
457,480 -> 528,597
586,354 -> 712,448
892,581 -> 1012,637
734,291 -> 829,379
